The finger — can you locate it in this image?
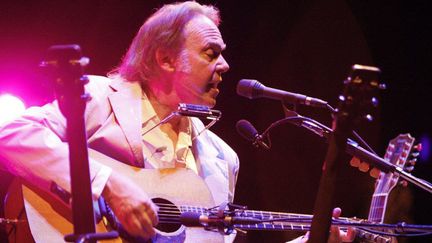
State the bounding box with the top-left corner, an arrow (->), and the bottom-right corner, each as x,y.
148,202 -> 159,225
345,227 -> 356,242
301,231 -> 310,243
328,224 -> 341,243
134,207 -> 156,237
125,214 -> 150,239
141,201 -> 159,226
332,207 -> 341,218
149,207 -> 159,226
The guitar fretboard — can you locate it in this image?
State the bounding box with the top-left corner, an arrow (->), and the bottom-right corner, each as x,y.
178,206 -> 352,231
369,194 -> 387,223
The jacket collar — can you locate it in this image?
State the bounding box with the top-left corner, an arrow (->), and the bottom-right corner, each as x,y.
108,77 -> 144,166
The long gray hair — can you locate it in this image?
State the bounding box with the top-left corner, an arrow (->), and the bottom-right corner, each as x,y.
113,1 -> 220,83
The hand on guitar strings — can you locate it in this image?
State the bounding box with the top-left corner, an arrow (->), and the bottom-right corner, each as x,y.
288,207 -> 355,243
327,207 -> 356,243
102,171 -> 159,240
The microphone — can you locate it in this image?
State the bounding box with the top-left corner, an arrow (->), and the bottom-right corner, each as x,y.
236,119 -> 270,150
180,211 -> 262,227
236,79 -> 328,108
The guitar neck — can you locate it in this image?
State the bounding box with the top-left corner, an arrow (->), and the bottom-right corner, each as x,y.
368,187 -> 390,223
179,206 -> 348,231
178,206 -> 392,241
368,134 -> 416,224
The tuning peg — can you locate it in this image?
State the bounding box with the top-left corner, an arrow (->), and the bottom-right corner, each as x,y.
409,152 -> 420,159
407,158 -> 417,166
80,75 -> 89,85
70,56 -> 90,67
364,114 -> 373,122
413,143 -> 422,152
81,93 -> 92,102
399,180 -> 409,187
405,165 -> 415,172
371,97 -> 379,107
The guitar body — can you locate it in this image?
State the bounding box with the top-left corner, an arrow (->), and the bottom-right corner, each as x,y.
5,149 -> 224,242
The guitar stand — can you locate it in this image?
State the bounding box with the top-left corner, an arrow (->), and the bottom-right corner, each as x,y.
64,231 -> 119,243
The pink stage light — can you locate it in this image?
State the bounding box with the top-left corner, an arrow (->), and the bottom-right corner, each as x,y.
0,93 -> 26,125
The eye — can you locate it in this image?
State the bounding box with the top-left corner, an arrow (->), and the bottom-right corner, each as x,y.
205,49 -> 220,60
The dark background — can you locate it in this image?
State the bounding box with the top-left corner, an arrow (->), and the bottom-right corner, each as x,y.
1,0 -> 431,242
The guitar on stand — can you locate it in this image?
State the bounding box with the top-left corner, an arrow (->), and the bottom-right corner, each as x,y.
356,133 -> 420,242
309,64 -> 384,242
3,44 -> 118,243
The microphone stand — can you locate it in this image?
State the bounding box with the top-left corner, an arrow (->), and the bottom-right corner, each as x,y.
260,112 -> 432,194
299,115 -> 432,194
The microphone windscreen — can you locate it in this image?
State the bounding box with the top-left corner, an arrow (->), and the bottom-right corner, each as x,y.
236,79 -> 263,99
236,119 -> 258,142
179,212 -> 201,227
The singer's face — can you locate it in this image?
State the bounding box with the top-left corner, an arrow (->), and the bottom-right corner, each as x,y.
171,15 -> 229,107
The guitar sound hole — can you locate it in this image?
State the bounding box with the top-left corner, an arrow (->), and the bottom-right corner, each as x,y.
152,197 -> 182,233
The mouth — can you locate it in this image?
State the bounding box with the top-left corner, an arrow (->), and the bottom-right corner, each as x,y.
206,80 -> 220,92
208,86 -> 219,96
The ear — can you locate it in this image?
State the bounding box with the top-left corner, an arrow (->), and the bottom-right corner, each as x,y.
155,48 -> 176,72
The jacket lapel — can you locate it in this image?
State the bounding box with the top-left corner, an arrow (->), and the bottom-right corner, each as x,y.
108,79 -> 144,167
191,118 -> 229,206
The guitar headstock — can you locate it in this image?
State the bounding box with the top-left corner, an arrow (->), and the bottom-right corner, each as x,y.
40,44 -> 90,117
335,64 -> 384,132
380,133 -> 421,189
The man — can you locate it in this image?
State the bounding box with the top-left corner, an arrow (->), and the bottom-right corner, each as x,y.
0,1 -> 352,242
1,1 -> 235,240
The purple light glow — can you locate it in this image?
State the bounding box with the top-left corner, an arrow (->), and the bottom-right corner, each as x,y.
0,93 -> 26,125
419,134 -> 431,163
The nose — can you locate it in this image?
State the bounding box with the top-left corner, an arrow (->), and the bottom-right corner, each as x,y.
217,55 -> 230,74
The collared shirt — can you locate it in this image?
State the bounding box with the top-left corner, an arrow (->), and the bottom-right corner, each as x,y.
140,93 -> 198,173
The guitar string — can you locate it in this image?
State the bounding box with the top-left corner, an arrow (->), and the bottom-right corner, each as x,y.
153,203 -> 362,227
156,214 -> 361,229
370,143 -> 388,221
155,205 -> 319,220
155,208 -> 315,219
156,210 -> 321,224
370,150 -> 400,222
